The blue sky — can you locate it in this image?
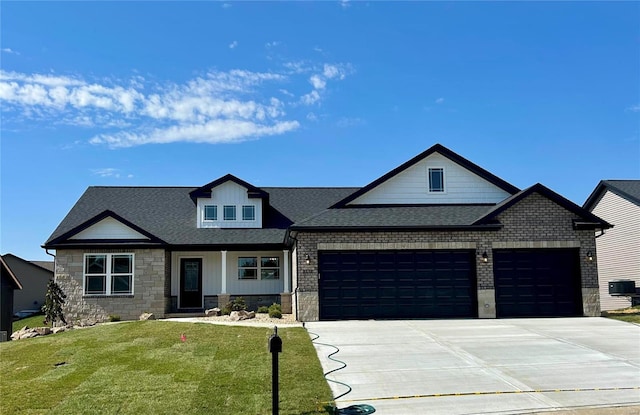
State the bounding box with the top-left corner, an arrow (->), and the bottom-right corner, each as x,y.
1,1 -> 639,261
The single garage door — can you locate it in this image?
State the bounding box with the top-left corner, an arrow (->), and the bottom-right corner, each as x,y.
318,250 -> 477,320
494,249 -> 582,318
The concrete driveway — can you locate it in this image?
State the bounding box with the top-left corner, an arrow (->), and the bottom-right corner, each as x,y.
305,318 -> 640,415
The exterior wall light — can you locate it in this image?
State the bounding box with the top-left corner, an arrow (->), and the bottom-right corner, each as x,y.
482,251 -> 488,263
305,254 -> 311,265
586,251 -> 593,262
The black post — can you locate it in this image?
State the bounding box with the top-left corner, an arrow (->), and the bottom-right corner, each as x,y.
269,326 -> 282,415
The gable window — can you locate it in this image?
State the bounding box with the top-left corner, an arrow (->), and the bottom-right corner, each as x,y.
204,205 -> 217,221
223,205 -> 236,221
238,256 -> 280,280
242,205 -> 255,221
84,253 -> 134,295
428,168 -> 445,192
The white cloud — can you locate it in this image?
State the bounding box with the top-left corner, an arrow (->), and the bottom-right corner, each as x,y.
1,48 -> 19,55
1,59 -> 353,147
265,41 -> 281,49
435,97 -> 444,104
339,0 -> 350,9
229,41 -> 238,49
92,168 -> 123,178
337,117 -> 364,128
221,3 -> 232,8
306,112 -> 318,121
626,104 -> 640,112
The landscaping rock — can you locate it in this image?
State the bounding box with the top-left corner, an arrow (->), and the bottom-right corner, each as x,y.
35,327 -> 51,336
229,310 -> 256,321
205,307 -> 221,316
139,312 -> 155,321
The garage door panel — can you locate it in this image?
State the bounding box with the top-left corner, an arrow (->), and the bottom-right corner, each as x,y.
494,249 -> 582,318
319,250 -> 477,320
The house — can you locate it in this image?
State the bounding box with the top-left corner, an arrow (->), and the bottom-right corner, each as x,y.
43,144 -> 611,322
1,256 -> 22,341
1,254 -> 53,314
583,180 -> 640,311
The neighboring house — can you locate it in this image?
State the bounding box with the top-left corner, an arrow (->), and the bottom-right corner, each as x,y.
43,144 -> 611,322
584,180 -> 640,311
1,256 -> 22,341
1,254 -> 53,313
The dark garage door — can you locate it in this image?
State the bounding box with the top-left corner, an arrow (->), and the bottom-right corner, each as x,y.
494,249 -> 582,318
318,250 -> 477,320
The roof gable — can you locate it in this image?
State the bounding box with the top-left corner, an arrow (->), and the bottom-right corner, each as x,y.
583,180 -> 640,211
331,144 -> 520,208
474,183 -> 613,229
190,174 -> 268,202
2,254 -> 54,275
46,210 -> 165,246
1,256 -> 22,290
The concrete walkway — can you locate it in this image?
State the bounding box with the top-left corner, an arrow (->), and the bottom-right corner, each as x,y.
306,318 -> 640,415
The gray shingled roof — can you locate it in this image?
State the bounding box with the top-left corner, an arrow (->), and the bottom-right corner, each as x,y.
291,205 -> 496,229
583,180 -> 640,210
45,186 -> 358,247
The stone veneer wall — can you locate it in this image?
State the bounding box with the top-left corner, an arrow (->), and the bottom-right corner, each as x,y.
295,193 -> 600,321
54,248 -> 167,323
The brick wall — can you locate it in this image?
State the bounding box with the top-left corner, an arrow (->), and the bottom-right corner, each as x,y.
54,248 -> 168,323
294,192 -> 599,321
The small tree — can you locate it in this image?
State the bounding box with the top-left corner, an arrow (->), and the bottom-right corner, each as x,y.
42,279 -> 67,326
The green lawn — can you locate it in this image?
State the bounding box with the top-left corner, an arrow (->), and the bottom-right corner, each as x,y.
603,305 -> 640,324
0,321 -> 334,415
12,313 -> 50,333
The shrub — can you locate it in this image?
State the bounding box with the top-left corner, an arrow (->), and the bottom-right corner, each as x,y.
257,306 -> 269,314
268,303 -> 282,319
42,279 -> 67,326
222,297 -> 248,315
108,315 -> 121,322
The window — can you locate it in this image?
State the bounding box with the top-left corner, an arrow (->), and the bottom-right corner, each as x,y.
204,205 -> 217,221
84,253 -> 133,295
238,256 -> 281,280
261,257 -> 280,280
223,205 -> 236,221
428,168 -> 445,192
242,205 -> 255,221
238,257 -> 257,279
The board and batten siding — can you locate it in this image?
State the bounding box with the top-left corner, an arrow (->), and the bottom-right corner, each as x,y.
350,152 -> 512,205
196,181 -> 263,228
170,251 -> 284,298
69,217 -> 149,240
591,190 -> 640,311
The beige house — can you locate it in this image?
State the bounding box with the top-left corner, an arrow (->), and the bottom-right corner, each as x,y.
584,180 -> 640,311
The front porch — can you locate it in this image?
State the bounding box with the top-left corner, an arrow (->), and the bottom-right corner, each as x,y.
168,249 -> 293,314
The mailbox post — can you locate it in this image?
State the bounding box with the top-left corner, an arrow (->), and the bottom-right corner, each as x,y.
268,326 -> 282,415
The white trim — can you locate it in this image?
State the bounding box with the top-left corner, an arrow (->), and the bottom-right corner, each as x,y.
428,166 -> 446,193
221,250 -> 227,294
82,253 -> 135,296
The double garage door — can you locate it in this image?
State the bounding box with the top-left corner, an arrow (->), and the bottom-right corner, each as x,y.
319,250 -> 477,320
318,248 -> 582,320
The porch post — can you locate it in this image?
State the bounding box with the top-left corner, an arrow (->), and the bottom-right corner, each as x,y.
221,250 -> 227,294
283,250 -> 290,293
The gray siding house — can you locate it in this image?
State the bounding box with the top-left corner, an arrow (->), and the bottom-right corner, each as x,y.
1,256 -> 22,341
44,144 -> 611,322
584,180 -> 640,311
1,254 -> 53,313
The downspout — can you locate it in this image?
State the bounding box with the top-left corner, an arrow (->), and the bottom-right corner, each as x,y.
45,248 -> 56,281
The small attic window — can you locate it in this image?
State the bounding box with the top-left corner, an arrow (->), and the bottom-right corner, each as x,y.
428,168 -> 445,192
204,205 -> 217,221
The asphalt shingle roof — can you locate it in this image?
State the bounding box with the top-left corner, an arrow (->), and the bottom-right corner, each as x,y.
583,180 -> 640,210
291,205 -> 496,229
45,186 -> 358,247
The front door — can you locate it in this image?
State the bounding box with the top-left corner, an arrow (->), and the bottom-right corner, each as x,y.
180,258 -> 202,309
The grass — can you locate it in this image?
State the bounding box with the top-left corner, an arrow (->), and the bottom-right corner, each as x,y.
0,321 -> 334,415
12,313 -> 51,333
602,305 -> 640,324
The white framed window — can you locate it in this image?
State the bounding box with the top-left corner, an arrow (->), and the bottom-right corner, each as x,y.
238,256 -> 280,280
204,205 -> 217,221
84,253 -> 134,295
428,167 -> 445,193
242,205 -> 255,221
223,205 -> 236,221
